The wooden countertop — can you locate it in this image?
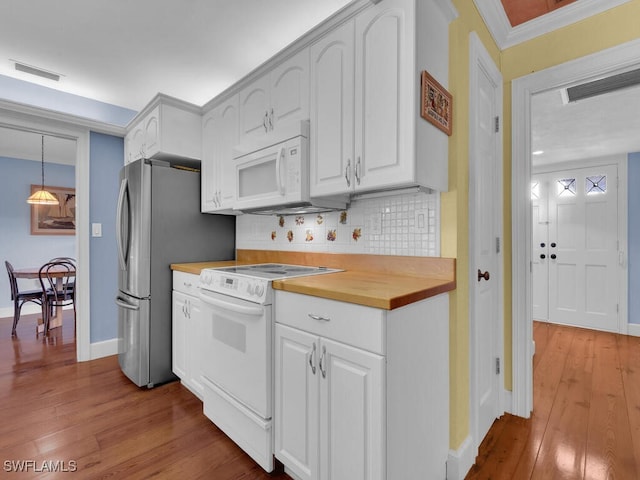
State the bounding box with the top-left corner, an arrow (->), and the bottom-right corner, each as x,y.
171,250 -> 456,310
272,271 -> 455,310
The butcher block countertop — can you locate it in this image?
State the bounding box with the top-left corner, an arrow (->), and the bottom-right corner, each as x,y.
171,249 -> 456,310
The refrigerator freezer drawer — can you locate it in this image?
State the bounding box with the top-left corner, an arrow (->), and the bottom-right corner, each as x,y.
117,293 -> 150,387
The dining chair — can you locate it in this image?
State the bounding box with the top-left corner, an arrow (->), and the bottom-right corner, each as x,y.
38,260 -> 76,332
5,260 -> 44,336
48,257 -> 76,298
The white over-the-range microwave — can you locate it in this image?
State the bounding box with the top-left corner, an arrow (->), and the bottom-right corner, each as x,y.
232,120 -> 346,214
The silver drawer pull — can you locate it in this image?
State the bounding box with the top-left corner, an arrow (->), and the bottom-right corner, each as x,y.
183,282 -> 192,288
308,313 -> 331,322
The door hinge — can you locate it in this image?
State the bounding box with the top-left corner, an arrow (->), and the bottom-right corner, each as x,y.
495,116 -> 500,133
495,357 -> 501,375
496,237 -> 501,254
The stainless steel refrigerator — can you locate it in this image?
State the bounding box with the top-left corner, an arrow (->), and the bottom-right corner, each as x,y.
115,158 -> 235,388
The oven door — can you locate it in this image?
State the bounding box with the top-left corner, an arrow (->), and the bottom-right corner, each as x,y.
199,288 -> 272,419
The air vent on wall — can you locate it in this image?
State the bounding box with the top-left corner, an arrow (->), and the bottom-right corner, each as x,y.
13,61 -> 60,81
566,68 -> 640,102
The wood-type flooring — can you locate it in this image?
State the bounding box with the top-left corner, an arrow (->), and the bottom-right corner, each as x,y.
0,311 -> 291,479
466,321 -> 640,479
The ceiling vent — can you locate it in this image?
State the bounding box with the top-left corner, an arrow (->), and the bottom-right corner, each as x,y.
14,61 -> 60,82
566,68 -> 640,102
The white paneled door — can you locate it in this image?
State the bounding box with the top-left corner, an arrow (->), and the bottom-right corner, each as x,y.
532,165 -> 619,332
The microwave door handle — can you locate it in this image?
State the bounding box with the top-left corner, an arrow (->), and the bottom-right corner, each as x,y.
276,146 -> 285,195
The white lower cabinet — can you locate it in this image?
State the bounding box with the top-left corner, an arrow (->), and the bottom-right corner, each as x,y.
172,271 -> 204,399
274,291 -> 449,480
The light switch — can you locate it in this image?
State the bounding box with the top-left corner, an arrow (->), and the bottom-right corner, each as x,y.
92,223 -> 102,237
414,210 -> 427,232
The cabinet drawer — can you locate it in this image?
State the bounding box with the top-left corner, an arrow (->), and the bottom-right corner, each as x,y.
275,291 -> 385,355
173,271 -> 199,296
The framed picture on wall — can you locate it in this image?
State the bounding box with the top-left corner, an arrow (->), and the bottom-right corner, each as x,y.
420,70 -> 453,136
30,185 -> 76,235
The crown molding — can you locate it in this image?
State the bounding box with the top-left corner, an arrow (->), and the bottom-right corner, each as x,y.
474,0 -> 632,50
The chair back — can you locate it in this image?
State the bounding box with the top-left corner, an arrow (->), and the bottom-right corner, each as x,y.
39,260 -> 76,304
5,261 -> 19,301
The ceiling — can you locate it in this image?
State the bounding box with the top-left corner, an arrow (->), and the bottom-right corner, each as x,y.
1,0 -> 639,167
0,0 -> 352,112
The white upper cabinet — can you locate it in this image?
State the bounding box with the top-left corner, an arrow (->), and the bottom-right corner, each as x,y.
124,94 -> 202,164
201,95 -> 240,214
309,20 -> 355,197
239,48 -> 309,144
310,0 -> 453,195
354,0 -> 414,191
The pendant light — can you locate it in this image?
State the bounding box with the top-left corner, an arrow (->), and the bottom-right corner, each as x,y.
27,135 -> 59,205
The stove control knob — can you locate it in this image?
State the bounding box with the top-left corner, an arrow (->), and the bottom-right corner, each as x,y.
201,273 -> 211,285
255,284 -> 264,296
246,283 -> 255,296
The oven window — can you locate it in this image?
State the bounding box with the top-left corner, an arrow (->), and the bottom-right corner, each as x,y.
212,313 -> 246,353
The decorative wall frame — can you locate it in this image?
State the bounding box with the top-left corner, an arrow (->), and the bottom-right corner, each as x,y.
420,70 -> 453,136
30,185 -> 76,235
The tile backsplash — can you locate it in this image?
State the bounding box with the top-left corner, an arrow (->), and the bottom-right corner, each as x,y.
236,190 -> 440,257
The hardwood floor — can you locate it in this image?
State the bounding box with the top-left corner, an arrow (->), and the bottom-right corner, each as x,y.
466,321 -> 640,479
0,312 -> 291,479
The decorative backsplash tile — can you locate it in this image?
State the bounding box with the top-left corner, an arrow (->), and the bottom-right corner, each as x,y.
236,190 -> 440,257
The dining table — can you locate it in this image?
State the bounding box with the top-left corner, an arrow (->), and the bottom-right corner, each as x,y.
13,264 -> 74,331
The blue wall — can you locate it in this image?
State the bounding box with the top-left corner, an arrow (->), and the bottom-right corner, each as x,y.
0,74 -> 136,127
629,152 -> 640,324
0,156 -> 76,307
89,133 -> 123,342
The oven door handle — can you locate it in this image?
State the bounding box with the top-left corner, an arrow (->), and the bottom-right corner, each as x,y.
199,291 -> 265,316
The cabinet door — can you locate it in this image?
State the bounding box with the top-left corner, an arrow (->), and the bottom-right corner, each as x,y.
355,0 -> 414,191
239,74 -> 270,143
187,297 -> 205,398
310,21 -> 355,197
171,291 -> 188,380
270,48 -> 309,130
126,123 -> 145,164
275,324 -> 319,480
143,106 -> 161,158
201,96 -> 239,212
319,338 -> 385,480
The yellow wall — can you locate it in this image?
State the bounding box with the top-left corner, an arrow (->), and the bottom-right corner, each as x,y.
444,0 -> 640,451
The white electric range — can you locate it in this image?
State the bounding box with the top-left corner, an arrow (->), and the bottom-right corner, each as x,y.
197,263 -> 341,472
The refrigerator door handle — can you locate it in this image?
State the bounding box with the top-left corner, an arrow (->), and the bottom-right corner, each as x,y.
116,178 -> 130,271
116,295 -> 140,311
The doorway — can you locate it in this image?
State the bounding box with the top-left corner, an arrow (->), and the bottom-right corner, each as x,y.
0,108 -> 91,361
511,39 -> 640,417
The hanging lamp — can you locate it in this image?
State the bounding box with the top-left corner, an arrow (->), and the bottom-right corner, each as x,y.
27,135 -> 59,205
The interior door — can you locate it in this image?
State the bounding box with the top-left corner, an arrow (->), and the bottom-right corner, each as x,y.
531,176 -> 550,320
546,165 -> 619,331
469,33 -> 502,447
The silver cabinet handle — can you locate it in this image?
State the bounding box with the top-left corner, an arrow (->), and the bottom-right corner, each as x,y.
263,111 -> 269,132
355,156 -> 361,185
319,345 -> 327,378
308,313 -> 331,322
269,107 -> 274,130
309,342 -> 316,375
345,159 -> 351,187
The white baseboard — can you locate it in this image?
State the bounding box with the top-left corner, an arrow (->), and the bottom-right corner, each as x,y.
447,435 -> 476,480
90,338 -> 118,360
628,323 -> 640,337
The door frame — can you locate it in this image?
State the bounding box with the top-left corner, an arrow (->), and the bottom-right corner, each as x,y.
511,38 -> 640,417
468,32 -> 504,447
0,103 -> 91,362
